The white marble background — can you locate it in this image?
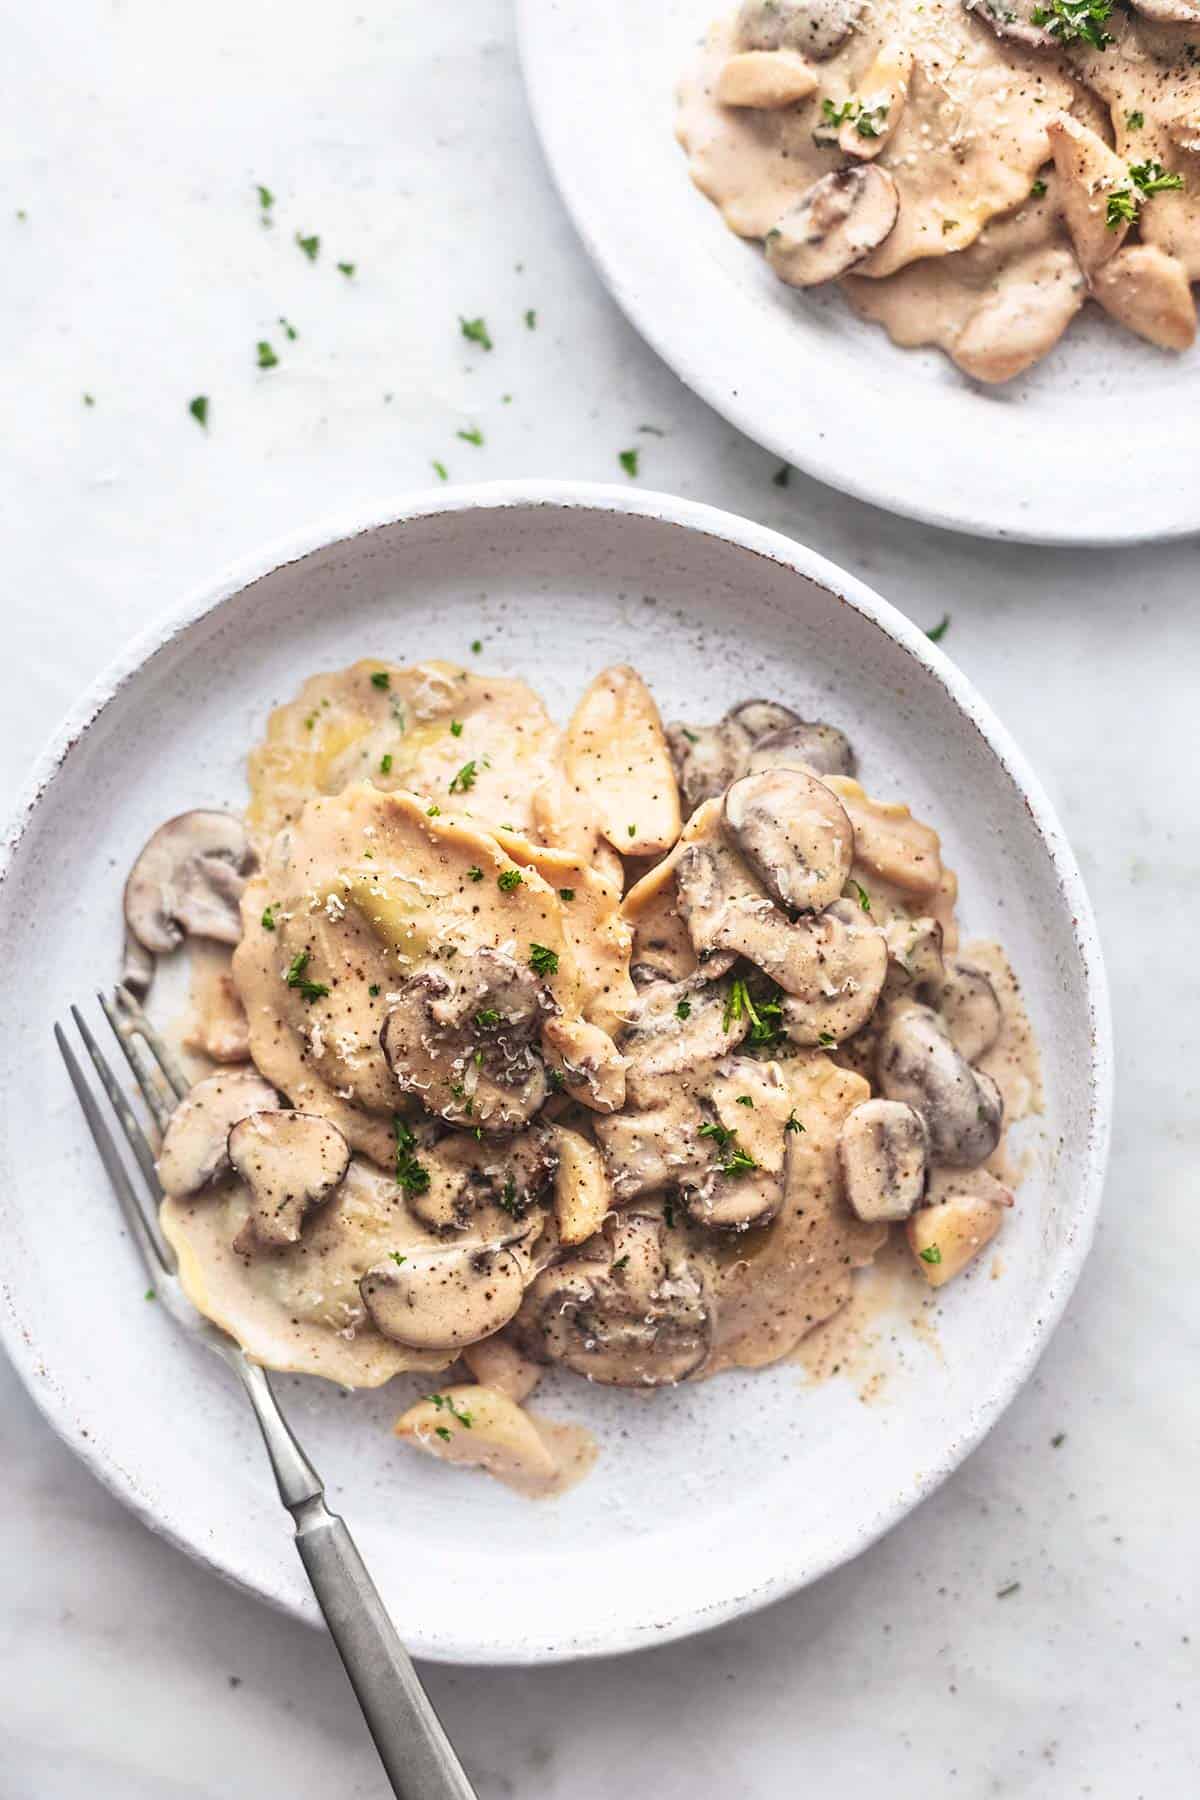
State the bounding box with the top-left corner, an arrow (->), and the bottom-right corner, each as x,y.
1,3 -> 1197,1795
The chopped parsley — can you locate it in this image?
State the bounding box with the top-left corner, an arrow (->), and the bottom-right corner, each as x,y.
1131,158 -> 1186,196
426,803 -> 441,817
470,639 -> 482,654
618,448 -> 640,478
428,1392 -> 474,1428
785,1111 -> 805,1134
996,1581 -> 1021,1600
942,218 -> 959,234
285,949 -> 329,1003
457,425 -> 484,446
496,1176 -> 526,1218
256,183 -> 274,215
723,977 -> 784,1047
337,261 -> 356,278
919,1243 -> 943,1265
817,1030 -> 837,1048
1030,179 -> 1048,199
434,1426 -> 452,1442
369,983 -> 381,996
498,868 -> 523,892
449,760 -> 478,793
555,887 -> 575,904
699,1120 -> 757,1176
295,231 -> 320,261
675,999 -> 692,1020
524,308 -> 537,329
772,464 -> 791,488
851,879 -> 872,913
547,1067 -> 566,1092
735,1094 -> 754,1107
380,753 -> 393,774
612,1254 -> 630,1272
432,460 -> 449,481
681,728 -> 699,744
1030,0 -> 1113,47
459,315 -> 493,351
926,613 -> 951,643
1106,187 -> 1139,230
387,1250 -> 406,1267
855,102 -> 890,139
279,316 -> 298,340
370,670 -> 391,689
529,943 -> 559,976
188,395 -> 209,429
261,905 -> 277,931
394,1119 -> 430,1198
821,96 -> 858,128
475,1008 -> 501,1027
466,865 -> 484,883
1126,110 -> 1144,130
450,719 -> 464,737
627,823 -> 637,838
83,392 -> 95,407
145,1287 -> 156,1301
1051,1431 -> 1067,1448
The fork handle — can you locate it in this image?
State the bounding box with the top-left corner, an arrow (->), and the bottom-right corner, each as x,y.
237,1358 -> 477,1800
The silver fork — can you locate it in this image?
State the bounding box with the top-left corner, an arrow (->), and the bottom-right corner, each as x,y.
55,990 -> 477,1800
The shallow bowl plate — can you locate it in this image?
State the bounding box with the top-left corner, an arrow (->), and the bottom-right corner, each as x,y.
0,483 -> 1111,1662
518,0 -> 1200,544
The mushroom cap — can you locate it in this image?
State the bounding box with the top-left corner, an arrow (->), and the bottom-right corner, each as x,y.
723,766 -> 855,914
665,701 -> 801,816
779,899 -> 888,1042
962,0 -> 1058,48
405,1126 -> 556,1241
738,0 -> 865,59
155,1067 -> 281,1197
619,974 -> 750,1108
876,1004 -> 1004,1167
124,811 -> 257,957
360,1243 -> 527,1350
518,1214 -> 713,1387
766,166 -> 899,288
684,1163 -> 783,1231
380,949 -> 551,1134
936,958 -> 1002,1064
838,1097 -> 929,1223
745,719 -> 856,780
227,1110 -> 351,1249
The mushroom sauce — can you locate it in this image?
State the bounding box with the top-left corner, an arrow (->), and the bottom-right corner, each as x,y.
130,660 -> 1040,1498
677,0 -> 1200,381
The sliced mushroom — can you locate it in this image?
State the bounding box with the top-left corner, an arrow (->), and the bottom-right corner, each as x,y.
593,1096 -> 710,1201
1046,114 -> 1131,273
838,1098 -> 928,1222
765,167 -> 898,289
724,766 -> 855,914
907,1173 -> 1013,1286
717,49 -> 818,108
1092,247 -> 1198,353
405,1127 -> 555,1239
936,958 -> 1002,1064
779,900 -> 888,1043
726,700 -> 802,740
665,699 -> 802,814
738,0 -> 865,59
380,948 -> 550,1134
517,1214 -> 712,1386
155,1068 -> 280,1197
124,811 -> 257,964
228,1111 -> 351,1249
745,719 -> 856,780
876,1004 -> 1003,1167
962,0 -> 1058,50
360,1243 -> 527,1349
619,974 -> 750,1107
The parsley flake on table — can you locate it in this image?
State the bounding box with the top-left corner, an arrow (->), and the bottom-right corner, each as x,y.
337,261 -> 356,277
83,392 -> 95,407
255,183 -> 274,216
529,943 -> 559,975
470,639 -> 482,653
457,425 -> 484,446
459,315 -> 493,350
278,316 -> 298,340
926,613 -> 951,642
295,231 -> 320,261
618,448 -> 640,477
524,308 -> 537,329
188,395 -> 209,429
432,460 -> 448,481
256,340 -> 279,369
285,950 -> 329,1003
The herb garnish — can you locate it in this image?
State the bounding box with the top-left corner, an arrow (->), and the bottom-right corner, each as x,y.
723,977 -> 784,1047
428,1391 -> 473,1429
466,865 -> 484,882
612,1255 -> 630,1272
855,102 -> 890,139
459,316 -> 493,351
295,231 -> 320,261
1106,187 -> 1139,229
627,823 -> 637,838
851,879 -> 872,913
449,760 -> 478,793
394,1118 -> 430,1198
450,719 -> 464,737
1126,110 -> 1144,130
919,1243 -> 943,1265
387,1251 -> 406,1267
618,448 -> 640,477
676,999 -> 692,1020
785,1111 -> 805,1134
821,97 -> 858,128
475,1008 -> 501,1027
470,639 -> 482,654
457,425 -> 484,446
926,614 -> 951,642
1030,179 -> 1047,199
817,1030 -> 837,1048
996,1581 -> 1021,1600
699,1120 -> 758,1176
369,983 -> 381,996
337,261 -> 356,278
529,943 -> 559,975
285,950 -> 329,1003
426,803 -> 441,817
261,904 -> 277,931
432,460 -> 448,481
497,868 -> 523,892
773,464 -> 791,488
255,183 -> 274,216
735,1094 -> 754,1107
188,395 -> 209,429
1030,0 -> 1113,48
370,670 -> 390,690
380,753 -> 393,774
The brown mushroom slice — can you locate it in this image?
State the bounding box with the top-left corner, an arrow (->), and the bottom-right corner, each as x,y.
724,767 -> 855,914
542,1015 -> 626,1114
593,1096 -> 710,1201
121,933 -> 156,999
766,167 -> 898,289
838,1098 -> 928,1222
745,719 -> 856,780
155,1068 -> 281,1197
665,700 -> 801,815
876,1004 -> 1003,1167
779,901 -> 888,1044
550,1123 -> 614,1245
405,1128 -> 555,1239
562,665 -> 682,857
936,958 -> 1002,1064
619,974 -> 750,1107
360,1243 -> 527,1350
227,1110 -> 351,1249
837,42 -> 912,162
907,1174 -> 1013,1286
1092,247 -> 1198,352
124,811 -> 258,968
737,0 -> 865,59
380,948 -> 550,1134
520,1214 -> 712,1387
962,0 -> 1058,49
1046,114 -> 1131,274
717,49 -> 817,108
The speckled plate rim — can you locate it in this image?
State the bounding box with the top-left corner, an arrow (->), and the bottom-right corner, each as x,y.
0,482 -> 1113,1662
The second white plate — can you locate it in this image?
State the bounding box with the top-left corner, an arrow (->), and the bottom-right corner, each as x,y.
518,0 -> 1200,544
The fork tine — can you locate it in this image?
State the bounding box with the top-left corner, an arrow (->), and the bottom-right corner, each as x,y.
71,1005 -> 164,1198
114,985 -> 191,1099
55,1022 -> 175,1275
94,992 -> 176,1131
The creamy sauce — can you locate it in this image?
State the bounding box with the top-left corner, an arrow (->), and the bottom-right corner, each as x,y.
678,5 -> 1200,378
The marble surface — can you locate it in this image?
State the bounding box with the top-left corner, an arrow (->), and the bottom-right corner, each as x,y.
1,2 -> 1196,1795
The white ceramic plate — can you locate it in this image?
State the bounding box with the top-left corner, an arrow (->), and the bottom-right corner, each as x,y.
518,2 -> 1200,545
0,484 -> 1111,1663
